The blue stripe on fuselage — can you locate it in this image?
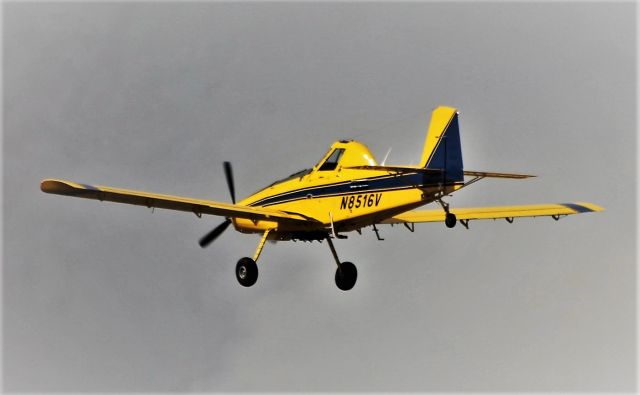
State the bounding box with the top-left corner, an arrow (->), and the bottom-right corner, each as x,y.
248,172 -> 449,207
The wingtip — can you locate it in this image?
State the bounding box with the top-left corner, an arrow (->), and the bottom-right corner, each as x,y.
40,178 -> 84,194
576,202 -> 605,212
40,178 -> 61,193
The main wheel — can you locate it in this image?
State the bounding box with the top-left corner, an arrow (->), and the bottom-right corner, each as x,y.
335,261 -> 357,291
236,257 -> 258,287
445,212 -> 457,228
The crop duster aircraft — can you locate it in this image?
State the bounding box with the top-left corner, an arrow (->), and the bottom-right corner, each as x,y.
41,106 -> 603,291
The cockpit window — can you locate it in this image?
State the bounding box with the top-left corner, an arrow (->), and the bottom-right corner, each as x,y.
318,148 -> 345,171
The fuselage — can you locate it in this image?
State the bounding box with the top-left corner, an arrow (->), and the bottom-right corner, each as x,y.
233,140 -> 462,239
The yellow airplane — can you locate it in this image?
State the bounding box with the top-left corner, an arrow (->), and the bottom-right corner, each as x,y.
41,106 -> 603,291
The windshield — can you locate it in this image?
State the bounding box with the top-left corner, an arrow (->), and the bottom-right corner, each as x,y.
318,148 -> 345,171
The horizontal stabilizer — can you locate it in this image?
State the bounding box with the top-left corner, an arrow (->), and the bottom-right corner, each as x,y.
344,167 -> 534,179
464,170 -> 535,179
382,202 -> 604,224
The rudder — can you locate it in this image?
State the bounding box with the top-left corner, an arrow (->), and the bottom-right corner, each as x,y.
420,106 -> 464,182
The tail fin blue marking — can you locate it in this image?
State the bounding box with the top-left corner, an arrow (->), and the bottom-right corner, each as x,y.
426,113 -> 464,182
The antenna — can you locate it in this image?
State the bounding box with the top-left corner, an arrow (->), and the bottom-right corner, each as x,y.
380,147 -> 392,166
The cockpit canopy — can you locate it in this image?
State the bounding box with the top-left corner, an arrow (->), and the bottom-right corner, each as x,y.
257,140 -> 378,193
314,140 -> 377,171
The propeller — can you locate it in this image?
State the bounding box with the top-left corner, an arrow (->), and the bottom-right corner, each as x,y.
199,161 -> 236,248
199,218 -> 231,248
223,161 -> 235,204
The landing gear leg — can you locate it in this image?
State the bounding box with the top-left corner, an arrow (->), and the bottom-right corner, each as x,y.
326,236 -> 357,291
253,229 -> 271,262
438,198 -> 457,228
236,229 -> 270,287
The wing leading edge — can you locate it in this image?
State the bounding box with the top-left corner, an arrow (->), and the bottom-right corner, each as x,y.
382,202 -> 604,224
41,179 -> 314,225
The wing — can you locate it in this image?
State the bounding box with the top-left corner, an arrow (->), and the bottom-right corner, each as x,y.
381,202 -> 603,224
41,179 -> 315,225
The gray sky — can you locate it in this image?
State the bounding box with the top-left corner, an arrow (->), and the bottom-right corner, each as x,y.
3,2 -> 636,392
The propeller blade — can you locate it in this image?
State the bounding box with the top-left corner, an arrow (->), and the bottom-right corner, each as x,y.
198,163 -> 236,248
223,161 -> 236,204
199,219 -> 231,248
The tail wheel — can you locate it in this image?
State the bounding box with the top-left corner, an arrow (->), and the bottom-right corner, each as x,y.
445,213 -> 457,228
236,257 -> 258,287
335,261 -> 357,291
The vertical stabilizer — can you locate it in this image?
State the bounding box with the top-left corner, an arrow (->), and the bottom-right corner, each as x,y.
420,106 -> 464,182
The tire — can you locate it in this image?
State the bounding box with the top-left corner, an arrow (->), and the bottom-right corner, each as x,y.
445,213 -> 457,228
335,261 -> 357,291
236,257 -> 258,287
